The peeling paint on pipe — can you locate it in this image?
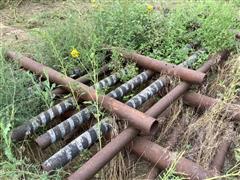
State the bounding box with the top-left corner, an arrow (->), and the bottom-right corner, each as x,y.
183,92 -> 240,121
42,121 -> 112,171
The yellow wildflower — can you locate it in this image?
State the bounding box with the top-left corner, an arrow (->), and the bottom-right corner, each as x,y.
70,48 -> 80,58
147,4 -> 154,12
91,0 -> 99,8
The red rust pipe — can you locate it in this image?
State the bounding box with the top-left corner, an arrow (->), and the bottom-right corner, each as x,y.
123,52 -> 206,84
131,137 -> 213,180
183,92 -> 240,121
6,51 -> 158,135
145,122 -> 187,179
68,51 -> 229,180
210,140 -> 231,172
145,50 -> 230,118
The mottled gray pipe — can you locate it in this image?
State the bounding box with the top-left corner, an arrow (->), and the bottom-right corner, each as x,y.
11,69 -> 127,141
126,77 -> 168,109
179,50 -> 204,68
42,121 -> 112,171
36,70 -> 154,148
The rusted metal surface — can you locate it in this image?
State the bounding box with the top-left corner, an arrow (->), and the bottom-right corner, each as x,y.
36,70 -> 155,149
210,140 -> 231,172
41,74 -> 168,171
42,121 -> 112,171
145,125 -> 184,180
130,137 -> 213,180
183,92 -> 217,110
68,77 -> 170,179
11,68 -> 127,142
68,51 -> 230,180
52,65 -> 109,95
6,51 -> 158,135
146,50 -> 230,118
123,52 -> 206,84
183,92 -> 240,121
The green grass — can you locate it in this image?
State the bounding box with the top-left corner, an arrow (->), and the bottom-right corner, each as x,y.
1,0 -> 240,179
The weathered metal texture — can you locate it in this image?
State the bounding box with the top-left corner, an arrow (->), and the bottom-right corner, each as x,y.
40,72 -> 168,171
183,92 -> 217,110
123,52 -> 206,84
11,68 -> 127,142
36,70 -> 154,149
68,51 -> 230,180
67,78 -> 170,179
179,50 -> 205,68
145,125 -> 184,180
68,127 -> 139,180
126,77 -> 169,109
183,92 -> 240,121
69,68 -> 86,79
53,65 -> 109,95
42,121 -> 112,171
7,51 -> 158,135
146,50 -> 230,118
130,137 -> 212,180
107,70 -> 154,100
11,97 -> 76,141
210,140 -> 231,172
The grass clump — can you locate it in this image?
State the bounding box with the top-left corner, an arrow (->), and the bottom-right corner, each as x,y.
0,48 -> 61,178
31,0 -> 239,72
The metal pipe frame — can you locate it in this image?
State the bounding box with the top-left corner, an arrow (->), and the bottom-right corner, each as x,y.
183,92 -> 240,121
122,52 -> 206,84
42,121 -> 112,171
36,70 -> 155,149
41,75 -> 169,171
130,137 -> 213,180
68,50 -> 230,180
52,64 -> 109,95
6,51 -> 158,135
10,68 -> 128,141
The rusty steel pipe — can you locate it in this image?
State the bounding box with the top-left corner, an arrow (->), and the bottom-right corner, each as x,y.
52,65 -> 109,95
68,51 -> 230,180
210,140 -> 231,172
36,70 -> 155,149
145,51 -> 230,179
146,50 -> 230,118
6,51 -> 158,135
183,92 -> 240,121
146,124 -> 184,180
123,52 -> 206,84
11,68 -> 127,142
42,76 -> 168,171
130,137 -> 212,180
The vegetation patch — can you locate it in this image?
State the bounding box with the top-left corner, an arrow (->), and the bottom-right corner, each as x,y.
0,0 -> 240,179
